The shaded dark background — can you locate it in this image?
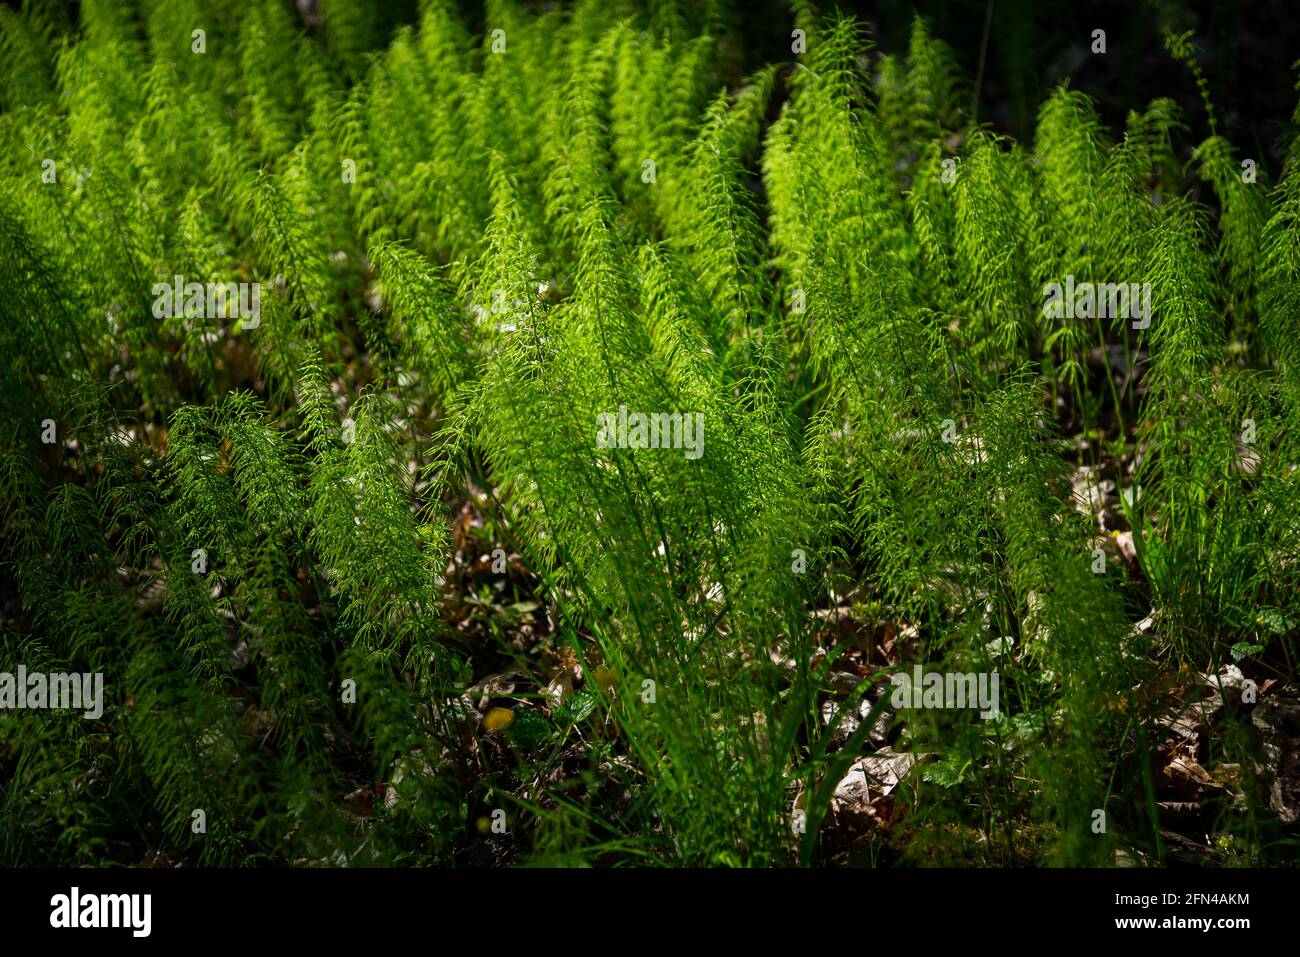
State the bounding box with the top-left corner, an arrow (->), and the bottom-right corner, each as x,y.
736,0 -> 1298,176
785,0 -> 1297,171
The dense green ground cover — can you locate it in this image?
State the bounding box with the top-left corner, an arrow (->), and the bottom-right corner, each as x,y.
1,0 -> 1298,866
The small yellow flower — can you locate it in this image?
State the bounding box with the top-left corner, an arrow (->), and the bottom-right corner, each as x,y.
483,707 -> 514,732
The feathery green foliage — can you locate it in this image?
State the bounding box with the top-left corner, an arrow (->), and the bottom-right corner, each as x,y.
1,1 -> 1298,868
